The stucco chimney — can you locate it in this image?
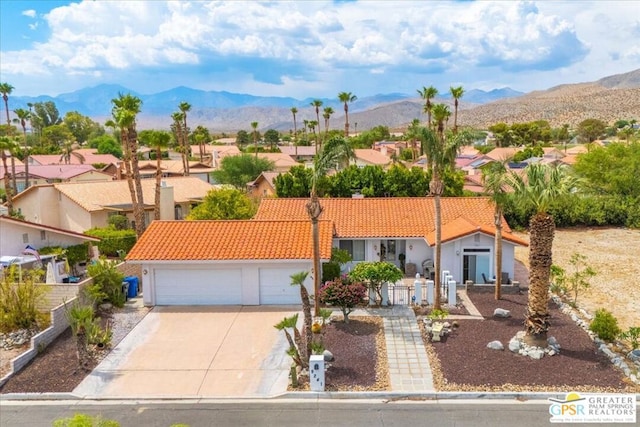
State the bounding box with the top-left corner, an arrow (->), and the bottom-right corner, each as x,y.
159,182 -> 174,220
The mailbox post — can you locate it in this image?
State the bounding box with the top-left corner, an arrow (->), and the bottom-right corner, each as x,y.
309,355 -> 325,391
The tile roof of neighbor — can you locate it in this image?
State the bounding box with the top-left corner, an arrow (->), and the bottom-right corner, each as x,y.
255,197 -> 527,246
279,146 -> 318,157
126,220 -> 334,261
248,172 -> 281,187
0,164 -> 111,180
52,177 -> 214,212
0,215 -> 101,242
257,152 -> 300,169
29,151 -> 120,166
138,160 -> 215,174
353,149 -> 392,165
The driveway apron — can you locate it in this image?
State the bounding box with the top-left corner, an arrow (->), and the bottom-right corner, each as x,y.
73,306 -> 298,398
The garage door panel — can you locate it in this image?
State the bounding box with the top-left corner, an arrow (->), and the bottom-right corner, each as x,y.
155,268 -> 242,305
259,267 -> 305,305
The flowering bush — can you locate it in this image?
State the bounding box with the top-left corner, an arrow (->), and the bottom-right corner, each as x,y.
318,276 -> 367,323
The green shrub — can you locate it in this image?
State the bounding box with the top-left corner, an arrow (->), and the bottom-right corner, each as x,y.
86,258 -> 126,307
107,214 -> 129,231
0,265 -> 50,332
65,302 -> 113,348
85,228 -> 136,257
321,261 -> 341,283
619,327 -> 640,350
53,413 -> 120,427
589,309 -> 621,342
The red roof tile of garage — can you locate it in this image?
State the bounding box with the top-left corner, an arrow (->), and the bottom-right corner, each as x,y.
255,197 -> 527,246
126,220 -> 334,261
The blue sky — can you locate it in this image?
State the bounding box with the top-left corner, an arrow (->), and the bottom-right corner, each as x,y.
1,0 -> 639,98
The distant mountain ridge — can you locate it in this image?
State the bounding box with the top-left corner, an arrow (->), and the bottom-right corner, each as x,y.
8,68 -> 639,131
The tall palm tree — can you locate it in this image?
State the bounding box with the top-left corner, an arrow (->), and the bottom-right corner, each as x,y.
310,99 -> 323,148
338,92 -> 357,137
417,85 -> 438,131
171,112 -> 187,175
251,121 -> 259,158
308,120 -> 319,150
59,141 -> 74,164
322,106 -> 334,142
13,108 -> 31,189
290,107 -> 298,158
422,103 -> 467,310
307,136 -> 354,315
0,136 -> 16,213
406,118 -> 421,160
139,130 -> 171,220
0,83 -> 14,129
112,93 -> 145,237
508,163 -> 578,346
178,102 -> 191,176
482,159 -> 511,300
449,86 -> 464,134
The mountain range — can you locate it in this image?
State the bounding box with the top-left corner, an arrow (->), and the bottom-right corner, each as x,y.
9,68 -> 640,132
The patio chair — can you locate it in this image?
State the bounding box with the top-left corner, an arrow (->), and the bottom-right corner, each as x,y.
482,273 -> 489,284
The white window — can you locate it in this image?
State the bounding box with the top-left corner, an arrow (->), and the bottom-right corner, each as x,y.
339,240 -> 365,261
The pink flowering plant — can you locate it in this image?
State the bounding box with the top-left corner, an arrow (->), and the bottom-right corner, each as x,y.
318,276 -> 367,323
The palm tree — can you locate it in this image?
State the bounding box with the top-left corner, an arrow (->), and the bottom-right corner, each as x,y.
308,120 -> 319,150
171,112 -> 187,175
140,130 -> 172,220
417,85 -> 438,131
508,163 -> 578,346
178,102 -> 191,176
59,141 -> 74,164
13,108 -> 31,189
112,93 -> 145,237
322,106 -> 334,142
422,103 -> 468,310
449,86 -> 464,134
290,107 -> 298,158
310,99 -> 323,147
0,136 -> 16,213
0,83 -> 14,129
482,159 -> 511,300
338,92 -> 357,137
406,118 -> 421,160
307,136 -> 354,315
251,121 -> 259,158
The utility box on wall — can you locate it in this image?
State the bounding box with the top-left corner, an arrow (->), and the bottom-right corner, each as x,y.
309,355 -> 325,392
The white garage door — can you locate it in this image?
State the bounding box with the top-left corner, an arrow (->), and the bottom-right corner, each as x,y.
154,268 -> 242,305
259,267 -> 305,305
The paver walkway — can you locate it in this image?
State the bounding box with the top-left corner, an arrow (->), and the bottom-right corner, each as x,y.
353,306 -> 435,392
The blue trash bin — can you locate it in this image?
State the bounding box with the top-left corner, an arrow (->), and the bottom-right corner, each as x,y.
124,276 -> 139,298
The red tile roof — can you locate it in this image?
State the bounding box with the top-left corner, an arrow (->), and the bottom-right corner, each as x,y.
126,220 -> 334,261
255,197 -> 527,246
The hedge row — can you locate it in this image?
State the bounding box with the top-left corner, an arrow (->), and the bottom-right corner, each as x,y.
84,228 -> 137,257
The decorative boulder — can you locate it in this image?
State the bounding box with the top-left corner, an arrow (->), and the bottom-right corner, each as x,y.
487,340 -> 504,351
323,350 -> 334,362
508,338 -> 521,353
493,308 -> 511,318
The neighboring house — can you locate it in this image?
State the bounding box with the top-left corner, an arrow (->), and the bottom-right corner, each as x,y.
463,174 -> 486,194
0,164 -> 112,193
353,149 -> 392,168
255,197 -> 527,285
255,153 -> 300,172
12,177 -> 215,233
137,160 -> 215,183
248,172 -> 280,198
279,145 -> 317,163
484,147 -> 519,162
29,150 -> 121,167
126,219 -> 333,306
0,215 -> 100,257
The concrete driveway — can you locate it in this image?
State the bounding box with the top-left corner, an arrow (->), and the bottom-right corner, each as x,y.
74,306 -> 298,398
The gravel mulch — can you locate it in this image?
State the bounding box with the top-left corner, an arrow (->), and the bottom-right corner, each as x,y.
0,302 -> 150,394
423,291 -> 640,393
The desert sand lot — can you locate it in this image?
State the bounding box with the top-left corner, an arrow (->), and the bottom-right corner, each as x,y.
514,227 -> 640,332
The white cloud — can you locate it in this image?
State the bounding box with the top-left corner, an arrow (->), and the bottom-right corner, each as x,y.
1,1 -> 638,97
22,9 -> 36,18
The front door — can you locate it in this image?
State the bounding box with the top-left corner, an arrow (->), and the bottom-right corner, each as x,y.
462,248 -> 491,284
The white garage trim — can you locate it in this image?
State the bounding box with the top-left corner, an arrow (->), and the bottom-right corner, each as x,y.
259,267 -> 305,305
154,268 -> 242,305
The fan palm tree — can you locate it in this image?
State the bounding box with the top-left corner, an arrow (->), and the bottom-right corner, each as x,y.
307,136 -> 354,315
290,107 -> 298,158
310,99 -> 323,147
449,86 -> 465,134
338,92 -> 357,137
112,93 -> 145,237
417,85 -> 438,131
422,103 -> 468,310
406,118 -> 421,160
251,121 -> 259,158
0,136 -> 16,213
508,163 -> 578,346
0,83 -> 14,129
308,120 -> 319,151
322,106 -> 334,142
178,102 -> 191,175
171,112 -> 187,174
13,108 -> 31,189
482,159 -> 511,300
139,130 -> 171,220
